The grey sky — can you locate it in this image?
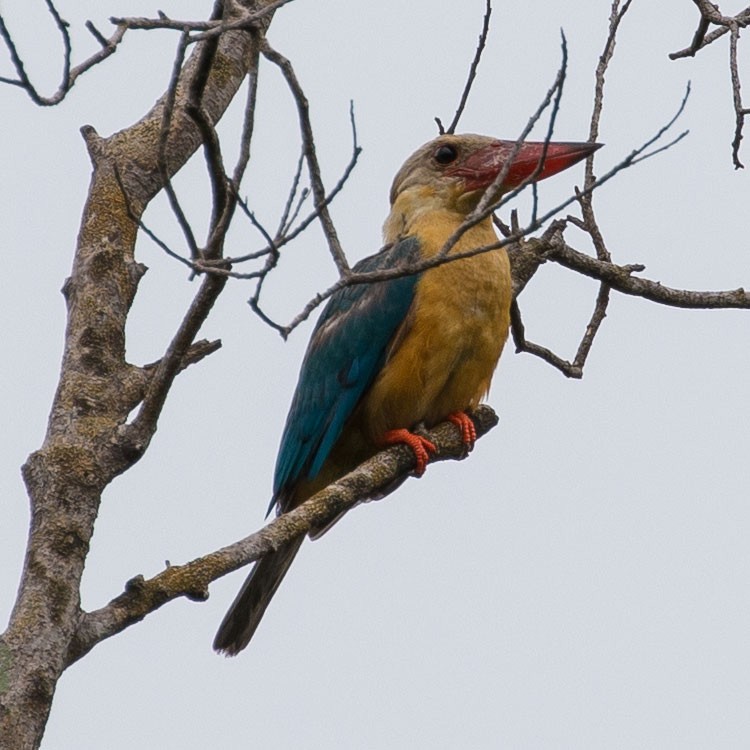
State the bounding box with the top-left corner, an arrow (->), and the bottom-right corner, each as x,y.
2,1 -> 749,747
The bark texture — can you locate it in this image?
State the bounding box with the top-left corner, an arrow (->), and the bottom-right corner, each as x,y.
0,3 -> 277,747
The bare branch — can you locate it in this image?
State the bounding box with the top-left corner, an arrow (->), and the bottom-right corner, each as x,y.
548,237 -> 750,309
66,405 -> 499,665
668,2 -> 750,166
510,299 -> 585,379
272,110 -> 682,340
670,3 -> 750,58
729,21 -> 747,168
515,0 -> 635,379
158,31 -> 201,260
509,264 -> 612,380
123,270 -> 228,457
261,40 -> 352,274
0,8 -> 127,105
237,102 -> 361,333
443,0 -> 493,134
188,103 -> 232,257
508,218 -> 749,377
234,107 -> 361,264
113,165 -> 195,270
230,57 -> 261,191
109,0 -> 295,42
276,150 -> 307,236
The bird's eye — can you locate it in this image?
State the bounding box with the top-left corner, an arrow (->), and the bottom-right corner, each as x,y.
434,144 -> 458,165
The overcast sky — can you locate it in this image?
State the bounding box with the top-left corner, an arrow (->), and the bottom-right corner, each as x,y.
2,1 -> 750,748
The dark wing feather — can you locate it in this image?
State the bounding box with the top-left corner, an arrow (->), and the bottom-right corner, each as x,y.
271,236 -> 421,511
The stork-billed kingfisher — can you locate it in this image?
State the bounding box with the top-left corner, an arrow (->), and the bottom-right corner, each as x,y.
214,133 -> 599,655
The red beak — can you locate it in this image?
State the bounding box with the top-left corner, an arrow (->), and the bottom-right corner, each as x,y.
448,140 -> 601,192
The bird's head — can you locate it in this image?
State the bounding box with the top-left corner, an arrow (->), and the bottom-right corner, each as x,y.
387,133 -> 600,232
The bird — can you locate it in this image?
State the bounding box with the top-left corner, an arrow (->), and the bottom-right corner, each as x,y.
214,133 -> 599,655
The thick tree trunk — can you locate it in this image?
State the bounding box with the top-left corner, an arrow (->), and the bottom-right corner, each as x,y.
0,3 -> 277,747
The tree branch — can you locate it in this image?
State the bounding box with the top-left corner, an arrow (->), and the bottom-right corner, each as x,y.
438,0 -> 492,135
0,7 -> 127,105
260,41 -> 352,273
669,2 -> 750,167
0,4 -> 280,746
547,236 -> 749,309
110,0 -> 295,41
508,223 -> 749,378
66,405 -> 499,665
511,0 -> 632,377
669,2 -> 750,58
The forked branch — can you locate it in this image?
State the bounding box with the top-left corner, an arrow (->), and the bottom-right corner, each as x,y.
669,1 -> 750,167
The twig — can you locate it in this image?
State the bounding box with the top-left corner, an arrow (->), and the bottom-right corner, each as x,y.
510,299 -> 585,378
233,113 -> 360,264
442,0 -> 492,134
233,197 -> 279,277
277,150 -> 306,236
123,273 -> 228,457
670,2 -> 750,58
529,30 -> 568,227
273,81 -> 691,340
44,0 -> 71,90
669,2 -> 750,166
729,21 -> 747,168
143,339 -> 223,376
203,41 -> 261,264
547,237 -> 749,309
431,34 -> 570,267
188,102 -> 232,258
261,40 -> 352,274
0,8 -> 127,105
109,0 -> 296,42
587,0 -> 632,201
505,65 -> 689,378
158,31 -> 201,260
230,58 -> 261,191
516,0 -> 634,378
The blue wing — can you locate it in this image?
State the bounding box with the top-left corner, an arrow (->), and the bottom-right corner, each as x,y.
272,236 -> 421,509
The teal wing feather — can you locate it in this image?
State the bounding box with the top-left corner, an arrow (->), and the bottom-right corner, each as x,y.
272,236 -> 421,512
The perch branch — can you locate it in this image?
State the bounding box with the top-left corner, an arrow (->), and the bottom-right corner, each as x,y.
67,405 -> 499,665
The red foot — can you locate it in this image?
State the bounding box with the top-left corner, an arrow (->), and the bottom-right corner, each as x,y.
381,428 -> 437,476
447,411 -> 477,451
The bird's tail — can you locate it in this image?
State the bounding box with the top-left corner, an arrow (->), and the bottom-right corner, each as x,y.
213,536 -> 304,656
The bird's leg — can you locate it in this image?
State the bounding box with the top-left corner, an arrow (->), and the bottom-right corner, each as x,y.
380,429 -> 437,476
447,411 -> 477,451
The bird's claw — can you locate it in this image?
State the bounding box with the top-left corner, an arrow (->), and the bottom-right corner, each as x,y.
447,411 -> 477,451
381,428 -> 437,476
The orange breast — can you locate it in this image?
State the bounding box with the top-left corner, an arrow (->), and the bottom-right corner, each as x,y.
360,213 -> 512,439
